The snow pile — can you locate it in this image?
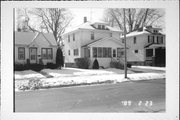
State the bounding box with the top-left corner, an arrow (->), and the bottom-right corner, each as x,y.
15,70 -> 45,80
132,66 -> 165,71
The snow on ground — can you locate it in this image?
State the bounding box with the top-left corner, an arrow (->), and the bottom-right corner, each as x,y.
132,66 -> 165,71
15,70 -> 45,80
15,67 -> 165,91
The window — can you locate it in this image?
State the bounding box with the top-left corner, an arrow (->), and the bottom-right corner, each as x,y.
152,36 -> 154,43
98,47 -> 103,58
42,48 -> 53,59
134,37 -> 136,44
122,39 -> 124,43
103,47 -> 108,58
93,47 -> 97,57
98,25 -> 101,29
84,48 -> 90,58
161,36 -> 163,43
156,36 -> 159,43
91,32 -> 94,40
113,49 -> 116,57
148,36 -> 150,43
108,48 -> 112,57
74,49 -> 79,56
94,47 -> 111,58
68,35 -> 70,42
134,50 -> 138,53
117,48 -> 122,58
68,50 -> 70,55
73,33 -> 75,41
146,49 -> 153,57
102,25 -> 105,29
18,47 -> 25,60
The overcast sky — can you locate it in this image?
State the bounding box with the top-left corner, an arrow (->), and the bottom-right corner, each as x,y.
66,8 -> 105,31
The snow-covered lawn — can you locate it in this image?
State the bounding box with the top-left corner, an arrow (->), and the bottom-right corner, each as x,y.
15,67 -> 165,92
15,70 -> 45,80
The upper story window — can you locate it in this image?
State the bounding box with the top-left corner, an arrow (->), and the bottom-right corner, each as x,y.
91,32 -> 94,40
68,50 -> 70,56
153,30 -> 158,33
73,33 -> 75,41
133,37 -> 136,44
68,35 -> 70,42
148,36 -> 150,43
18,47 -> 25,60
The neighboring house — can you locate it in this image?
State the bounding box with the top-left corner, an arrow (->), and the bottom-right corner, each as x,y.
121,26 -> 166,66
62,17 -> 125,68
15,32 -> 58,65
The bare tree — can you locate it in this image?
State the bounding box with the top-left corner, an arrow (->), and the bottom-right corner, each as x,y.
16,8 -> 73,44
103,8 -> 165,33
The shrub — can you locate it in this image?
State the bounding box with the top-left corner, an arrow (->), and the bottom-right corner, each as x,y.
127,63 -> 132,68
74,58 -> 90,69
92,58 -> 99,69
29,64 -> 44,71
46,62 -> 57,69
14,62 -> 28,71
110,61 -> 124,69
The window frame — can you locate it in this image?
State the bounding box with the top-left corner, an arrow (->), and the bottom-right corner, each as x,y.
91,32 -> 94,40
68,35 -> 70,42
18,47 -> 25,60
73,49 -> 79,56
41,48 -> 53,60
134,50 -> 138,54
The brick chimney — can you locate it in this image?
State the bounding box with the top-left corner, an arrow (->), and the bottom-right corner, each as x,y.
84,17 -> 87,23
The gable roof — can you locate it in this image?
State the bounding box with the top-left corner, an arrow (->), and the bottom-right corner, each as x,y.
15,32 -> 57,46
63,21 -> 122,35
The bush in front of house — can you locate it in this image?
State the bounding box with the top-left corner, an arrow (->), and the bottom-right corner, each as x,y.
74,58 -> 90,69
110,61 -> 124,69
29,64 -> 44,71
92,58 -> 99,69
46,62 -> 57,69
14,62 -> 29,71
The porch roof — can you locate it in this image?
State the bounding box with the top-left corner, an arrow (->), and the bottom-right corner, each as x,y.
144,43 -> 165,48
81,36 -> 127,48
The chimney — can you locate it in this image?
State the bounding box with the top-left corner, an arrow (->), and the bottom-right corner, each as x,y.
84,17 -> 87,23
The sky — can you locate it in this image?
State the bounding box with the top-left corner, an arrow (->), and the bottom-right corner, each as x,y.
66,8 -> 105,31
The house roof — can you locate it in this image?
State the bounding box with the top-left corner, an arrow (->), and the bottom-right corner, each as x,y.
121,27 -> 164,38
81,36 -> 127,48
15,32 -> 57,46
63,21 -> 121,35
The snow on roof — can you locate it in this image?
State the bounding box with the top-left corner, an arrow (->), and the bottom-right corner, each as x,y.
63,21 -> 121,35
121,30 -> 151,38
15,32 -> 57,46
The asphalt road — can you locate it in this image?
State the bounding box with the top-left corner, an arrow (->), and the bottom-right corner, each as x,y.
15,79 -> 165,112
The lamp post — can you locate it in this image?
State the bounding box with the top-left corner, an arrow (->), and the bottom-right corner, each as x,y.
123,8 -> 127,78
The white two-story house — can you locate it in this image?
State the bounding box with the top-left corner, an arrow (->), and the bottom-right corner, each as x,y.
121,26 -> 166,66
62,17 -> 124,68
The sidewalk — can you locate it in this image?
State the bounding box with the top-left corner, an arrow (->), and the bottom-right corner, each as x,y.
132,66 -> 166,71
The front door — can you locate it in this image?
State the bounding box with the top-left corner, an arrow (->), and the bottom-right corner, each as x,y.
29,48 -> 37,64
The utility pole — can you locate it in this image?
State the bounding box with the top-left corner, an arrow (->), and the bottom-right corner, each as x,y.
123,8 -> 127,78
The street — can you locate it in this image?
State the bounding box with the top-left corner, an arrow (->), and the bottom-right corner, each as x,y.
15,79 -> 165,112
